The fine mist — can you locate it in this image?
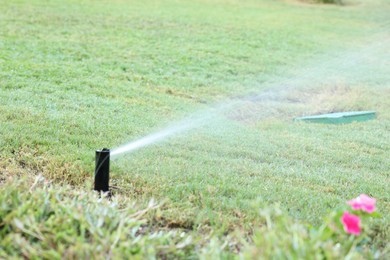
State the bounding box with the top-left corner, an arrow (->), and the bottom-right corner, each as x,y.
111,31 -> 390,158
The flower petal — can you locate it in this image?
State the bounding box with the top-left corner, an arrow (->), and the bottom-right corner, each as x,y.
341,211 -> 361,235
347,194 -> 376,213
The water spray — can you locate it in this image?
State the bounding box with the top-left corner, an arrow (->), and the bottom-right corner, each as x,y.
91,31 -> 389,193
94,148 -> 110,194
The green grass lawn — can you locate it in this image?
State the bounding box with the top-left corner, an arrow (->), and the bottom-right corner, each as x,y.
1,0 -> 389,258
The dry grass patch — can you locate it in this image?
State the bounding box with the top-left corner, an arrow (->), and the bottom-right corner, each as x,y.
0,148 -> 90,188
228,84 -> 386,124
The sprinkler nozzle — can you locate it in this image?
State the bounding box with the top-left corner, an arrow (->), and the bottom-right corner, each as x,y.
94,148 -> 110,193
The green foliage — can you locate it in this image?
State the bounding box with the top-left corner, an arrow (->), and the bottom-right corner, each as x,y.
0,177 -> 196,259
242,205 -> 382,259
3,161 -> 387,259
1,177 -> 386,259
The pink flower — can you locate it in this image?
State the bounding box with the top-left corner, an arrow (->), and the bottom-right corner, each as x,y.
341,211 -> 361,235
348,194 -> 376,213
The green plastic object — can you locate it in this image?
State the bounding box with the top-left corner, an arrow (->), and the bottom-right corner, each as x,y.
294,111 -> 376,124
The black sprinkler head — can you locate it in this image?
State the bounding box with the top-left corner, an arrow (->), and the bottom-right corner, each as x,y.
94,148 -> 110,193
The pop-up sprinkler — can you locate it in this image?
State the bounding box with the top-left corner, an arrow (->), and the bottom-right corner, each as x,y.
94,148 -> 110,193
